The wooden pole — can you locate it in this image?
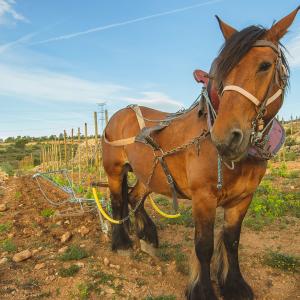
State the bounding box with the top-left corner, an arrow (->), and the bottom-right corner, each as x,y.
45,144 -> 49,171
64,130 -> 67,168
105,109 -> 109,126
50,142 -> 54,171
84,122 -> 90,186
94,112 -> 100,181
71,129 -> 74,184
78,127 -> 81,184
58,138 -> 62,168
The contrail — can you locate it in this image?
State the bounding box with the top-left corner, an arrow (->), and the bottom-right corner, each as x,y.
32,0 -> 222,45
0,32 -> 36,53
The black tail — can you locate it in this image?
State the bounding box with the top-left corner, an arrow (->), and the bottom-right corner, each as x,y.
121,172 -> 130,232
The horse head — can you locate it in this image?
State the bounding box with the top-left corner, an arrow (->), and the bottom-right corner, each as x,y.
210,7 -> 299,162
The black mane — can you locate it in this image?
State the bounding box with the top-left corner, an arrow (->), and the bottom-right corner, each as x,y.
214,25 -> 290,90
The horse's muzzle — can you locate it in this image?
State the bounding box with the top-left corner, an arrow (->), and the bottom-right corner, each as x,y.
211,128 -> 249,161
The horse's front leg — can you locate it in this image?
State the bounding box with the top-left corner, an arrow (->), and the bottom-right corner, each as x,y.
187,189 -> 218,300
216,194 -> 254,300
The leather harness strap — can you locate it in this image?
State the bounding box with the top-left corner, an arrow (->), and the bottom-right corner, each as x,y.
103,105 -> 145,146
222,85 -> 283,107
222,39 -> 285,112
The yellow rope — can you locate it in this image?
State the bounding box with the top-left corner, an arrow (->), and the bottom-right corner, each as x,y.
92,188 -> 121,224
93,188 -> 180,224
148,195 -> 181,219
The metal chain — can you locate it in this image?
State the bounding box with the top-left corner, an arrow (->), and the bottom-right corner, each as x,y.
144,130 -> 209,189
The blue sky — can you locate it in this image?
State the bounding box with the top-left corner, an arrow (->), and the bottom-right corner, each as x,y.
0,0 -> 300,139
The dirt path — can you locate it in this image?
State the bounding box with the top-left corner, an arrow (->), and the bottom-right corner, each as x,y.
0,176 -> 299,299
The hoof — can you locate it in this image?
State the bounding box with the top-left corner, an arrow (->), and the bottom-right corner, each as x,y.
221,277 -> 254,300
136,212 -> 159,247
186,282 -> 218,300
111,225 -> 132,251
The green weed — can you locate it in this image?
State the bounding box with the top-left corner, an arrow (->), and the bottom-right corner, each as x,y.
21,279 -> 40,290
245,179 -> 300,230
58,264 -> 80,277
15,191 -> 21,200
40,208 -> 55,218
155,196 -> 170,207
263,251 -> 299,272
89,269 -> 115,284
59,245 -> 88,261
156,243 -> 189,275
164,206 -> 193,227
1,239 -> 17,252
76,282 -> 91,300
0,222 -> 11,233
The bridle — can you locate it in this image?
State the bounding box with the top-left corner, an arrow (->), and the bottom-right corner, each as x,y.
220,40 -> 288,145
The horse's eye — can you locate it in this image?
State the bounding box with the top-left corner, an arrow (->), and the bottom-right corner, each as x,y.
258,62 -> 272,72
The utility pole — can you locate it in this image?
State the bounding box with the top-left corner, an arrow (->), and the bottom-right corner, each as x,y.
97,102 -> 106,137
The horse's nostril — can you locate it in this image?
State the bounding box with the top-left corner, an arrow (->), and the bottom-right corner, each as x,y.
230,129 -> 244,148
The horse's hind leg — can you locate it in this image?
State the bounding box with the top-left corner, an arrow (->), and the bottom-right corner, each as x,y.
129,180 -> 158,247
107,170 -> 132,251
215,194 -> 254,300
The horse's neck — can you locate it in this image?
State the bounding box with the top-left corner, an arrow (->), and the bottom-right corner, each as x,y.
162,105 -> 207,141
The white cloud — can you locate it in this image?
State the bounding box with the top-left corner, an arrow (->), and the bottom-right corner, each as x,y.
0,63 -> 127,103
286,33 -> 300,68
0,63 -> 183,111
122,92 -> 183,111
0,0 -> 28,25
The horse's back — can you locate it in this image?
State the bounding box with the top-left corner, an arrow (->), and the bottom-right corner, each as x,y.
105,105 -> 169,141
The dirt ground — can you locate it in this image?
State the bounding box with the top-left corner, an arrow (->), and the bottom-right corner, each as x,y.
0,175 -> 299,300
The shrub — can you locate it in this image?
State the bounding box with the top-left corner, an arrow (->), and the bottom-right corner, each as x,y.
0,162 -> 14,176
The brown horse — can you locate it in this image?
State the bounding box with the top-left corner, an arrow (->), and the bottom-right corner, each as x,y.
102,7 -> 299,300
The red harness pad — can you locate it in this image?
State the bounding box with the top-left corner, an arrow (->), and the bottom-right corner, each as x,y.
194,69 -> 220,111
193,70 -> 209,86
248,119 -> 285,160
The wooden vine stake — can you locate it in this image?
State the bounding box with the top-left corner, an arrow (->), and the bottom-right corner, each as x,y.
84,122 -> 90,186
58,137 -> 62,168
94,112 -> 100,182
63,130 -> 67,168
78,127 -> 81,184
71,128 -> 74,185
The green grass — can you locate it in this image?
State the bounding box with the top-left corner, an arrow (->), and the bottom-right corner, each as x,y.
58,264 -> 80,277
75,282 -> 91,300
164,206 -> 193,227
59,245 -> 88,261
15,191 -> 21,200
1,239 -> 17,252
263,251 -> 299,272
0,222 -> 12,233
155,196 -> 170,207
21,279 -> 40,290
156,242 -> 173,262
89,269 -> 115,284
174,248 -> 189,275
156,243 -> 189,275
40,208 -> 55,218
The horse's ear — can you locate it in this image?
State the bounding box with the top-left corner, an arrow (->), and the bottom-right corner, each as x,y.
215,15 -> 237,40
266,6 -> 300,41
